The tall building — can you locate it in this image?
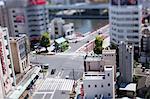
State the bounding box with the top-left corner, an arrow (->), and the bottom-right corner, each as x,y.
10,35 -> 30,84
109,0 -> 142,47
0,0 -> 49,45
0,27 -> 16,98
140,26 -> 150,65
119,42 -> 134,83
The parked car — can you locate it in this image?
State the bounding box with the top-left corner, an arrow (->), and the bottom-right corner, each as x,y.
51,69 -> 56,75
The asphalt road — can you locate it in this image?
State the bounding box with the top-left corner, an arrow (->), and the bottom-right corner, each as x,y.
67,25 -> 109,52
31,54 -> 84,80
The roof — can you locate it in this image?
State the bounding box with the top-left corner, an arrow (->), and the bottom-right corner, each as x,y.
8,67 -> 41,99
55,37 -> 66,44
119,83 -> 137,92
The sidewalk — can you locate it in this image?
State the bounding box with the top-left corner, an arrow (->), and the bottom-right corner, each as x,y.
7,67 -> 41,99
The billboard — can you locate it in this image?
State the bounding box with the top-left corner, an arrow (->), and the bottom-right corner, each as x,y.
111,0 -> 119,5
111,0 -> 138,5
120,0 -> 138,5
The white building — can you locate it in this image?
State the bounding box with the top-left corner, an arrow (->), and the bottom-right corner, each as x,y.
83,50 -> 116,99
50,18 -> 75,39
63,23 -> 74,38
83,65 -> 115,99
119,42 -> 134,83
0,27 -> 16,98
1,0 -> 49,44
84,49 -> 116,75
109,0 -> 142,47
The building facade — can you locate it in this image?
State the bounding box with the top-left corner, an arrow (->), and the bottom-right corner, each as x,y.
0,27 -> 16,98
119,42 -> 134,83
10,35 -> 30,75
140,26 -> 150,65
109,0 -> 142,47
50,18 -> 75,39
51,18 -> 65,39
83,65 -> 115,99
1,0 -> 49,44
83,51 -> 116,98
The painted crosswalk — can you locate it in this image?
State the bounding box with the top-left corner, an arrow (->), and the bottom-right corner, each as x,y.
38,78 -> 74,91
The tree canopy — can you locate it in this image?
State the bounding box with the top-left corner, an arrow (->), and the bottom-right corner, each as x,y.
40,32 -> 50,51
93,36 -> 103,54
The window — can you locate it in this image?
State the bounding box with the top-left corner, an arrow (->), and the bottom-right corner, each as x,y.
14,25 -> 17,28
7,55 -> 10,59
88,85 -> 90,88
15,30 -> 18,32
101,85 -> 103,88
4,36 -> 7,40
95,85 -> 97,88
103,76 -> 105,79
108,73 -> 110,76
108,83 -> 110,86
12,10 -> 15,13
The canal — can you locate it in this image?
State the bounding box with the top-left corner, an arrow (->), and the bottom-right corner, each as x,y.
65,19 -> 108,34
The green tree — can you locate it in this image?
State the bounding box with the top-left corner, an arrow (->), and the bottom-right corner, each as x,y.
94,36 -> 103,54
40,32 -> 50,52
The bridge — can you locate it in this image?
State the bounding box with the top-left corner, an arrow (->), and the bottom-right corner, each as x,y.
47,3 -> 109,10
48,3 -> 109,19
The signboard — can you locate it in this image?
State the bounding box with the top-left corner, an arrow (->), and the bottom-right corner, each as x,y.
111,0 -> 119,5
29,0 -> 46,5
111,0 -> 138,5
15,15 -> 25,23
120,0 -> 138,5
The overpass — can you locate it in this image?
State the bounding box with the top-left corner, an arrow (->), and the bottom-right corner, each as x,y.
47,3 -> 109,10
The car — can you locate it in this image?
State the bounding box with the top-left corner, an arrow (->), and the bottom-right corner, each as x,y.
65,75 -> 69,79
51,69 -> 56,75
41,64 -> 49,69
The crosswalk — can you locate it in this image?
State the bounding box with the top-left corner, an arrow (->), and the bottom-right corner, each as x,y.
38,78 -> 74,91
56,52 -> 86,56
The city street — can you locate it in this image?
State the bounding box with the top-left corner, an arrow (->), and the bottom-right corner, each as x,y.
30,25 -> 109,99
67,25 -> 109,52
31,54 -> 84,99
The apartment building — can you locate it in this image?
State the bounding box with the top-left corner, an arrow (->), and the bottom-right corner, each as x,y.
83,65 -> 115,99
10,35 -> 30,75
0,27 -> 16,98
119,42 -> 134,83
0,0 -> 49,44
83,50 -> 116,99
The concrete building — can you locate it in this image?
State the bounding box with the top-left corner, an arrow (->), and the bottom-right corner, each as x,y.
119,42 -> 134,83
0,1 -> 8,27
83,65 -> 115,99
84,49 -> 116,74
140,26 -> 150,65
49,0 -> 85,5
50,18 -> 75,39
10,35 -> 30,75
0,0 -> 49,44
83,50 -> 116,98
86,0 -> 109,3
0,27 -> 16,98
109,0 -> 142,47
51,18 -> 65,39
